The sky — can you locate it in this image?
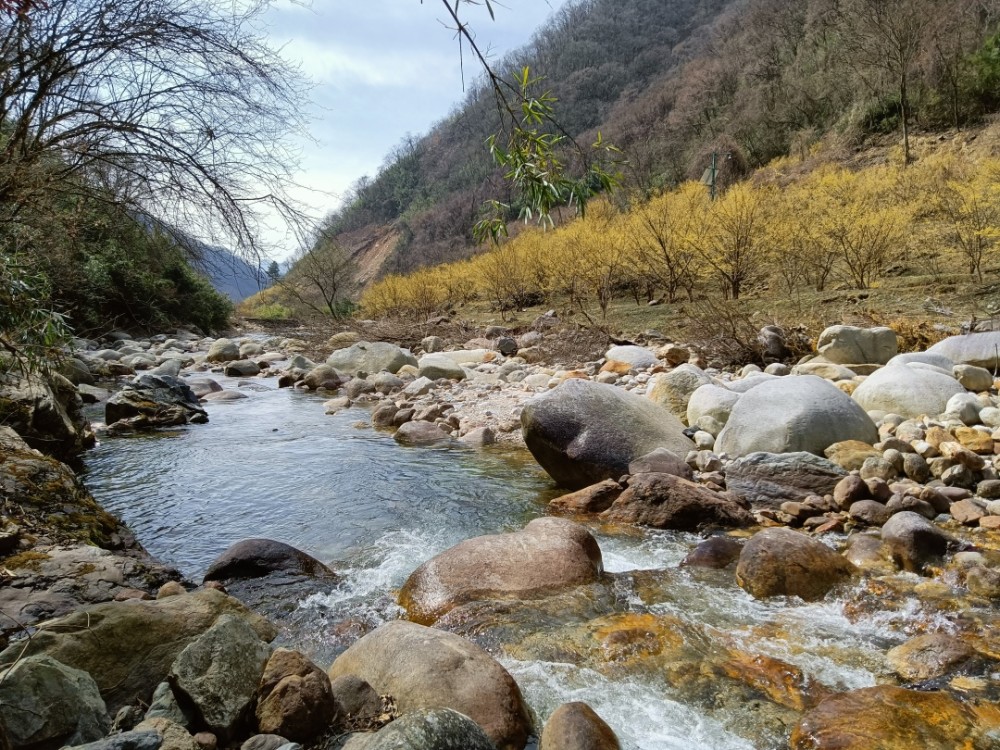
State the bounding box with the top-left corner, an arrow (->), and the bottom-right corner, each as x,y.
260,0 -> 571,260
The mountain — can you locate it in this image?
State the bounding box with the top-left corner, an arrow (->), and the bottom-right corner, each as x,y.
188,243 -> 268,303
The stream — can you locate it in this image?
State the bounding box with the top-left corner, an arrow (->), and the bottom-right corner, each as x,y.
81,375 -> 952,749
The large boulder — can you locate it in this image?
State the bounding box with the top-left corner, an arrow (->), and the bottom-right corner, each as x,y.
347,708 -> 496,750
601,473 -> 753,530
686,384 -> 740,428
603,345 -> 657,371
736,528 -> 857,601
725,452 -> 847,508
0,590 -> 276,714
169,615 -> 272,740
327,621 -> 532,750
646,364 -> 714,423
540,702 -> 620,750
790,686 -> 998,750
886,633 -> 977,681
203,539 -> 336,583
880,511 -> 952,573
0,655 -> 110,750
206,339 -> 240,363
301,365 -> 346,391
399,518 -> 603,624
716,376 -> 878,457
851,365 -> 966,419
106,374 -> 207,428
417,354 -> 468,381
928,330 -> 1000,369
255,649 -> 336,743
816,325 -> 897,365
0,369 -> 93,459
521,379 -> 695,490
326,342 -> 417,376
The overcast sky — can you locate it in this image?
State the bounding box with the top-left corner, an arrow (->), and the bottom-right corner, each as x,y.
261,0 -> 570,259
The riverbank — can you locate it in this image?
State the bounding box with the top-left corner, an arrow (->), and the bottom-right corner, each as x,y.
1,319 -> 1000,749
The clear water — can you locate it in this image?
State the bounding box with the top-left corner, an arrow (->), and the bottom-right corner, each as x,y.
81,375 -> 942,749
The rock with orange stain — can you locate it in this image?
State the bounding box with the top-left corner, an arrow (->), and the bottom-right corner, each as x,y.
790,686 -> 1000,750
719,650 -> 832,712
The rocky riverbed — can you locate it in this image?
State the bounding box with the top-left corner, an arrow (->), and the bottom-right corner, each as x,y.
1,318 -> 1000,750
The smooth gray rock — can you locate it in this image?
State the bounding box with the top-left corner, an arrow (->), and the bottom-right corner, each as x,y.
646,364 -> 714,423
301,365 -> 345,391
417,354 -> 467,381
521,379 -> 695,490
604,345 -> 657,370
354,709 -> 495,750
206,339 -> 240,363
816,325 -> 897,365
65,731 -> 162,750
327,342 -> 417,376
852,365 -> 966,418
928,331 -> 1000,369
144,682 -> 193,728
169,615 -> 273,739
686,384 -> 740,428
717,376 -> 878,457
224,360 -> 261,377
886,351 -> 955,370
726,452 -> 847,508
0,655 -> 110,749
394,421 -> 454,447
106,374 -> 207,427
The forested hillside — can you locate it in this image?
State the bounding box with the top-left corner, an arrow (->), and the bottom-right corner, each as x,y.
300,0 -> 1000,288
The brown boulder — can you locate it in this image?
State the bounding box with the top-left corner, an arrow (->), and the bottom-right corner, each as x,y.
539,702 -> 620,750
601,473 -> 753,530
790,686 -> 999,749
736,528 -> 857,601
824,440 -> 880,471
886,634 -> 976,682
327,620 -> 532,750
680,536 -> 743,569
399,518 -> 603,624
256,649 -> 336,742
549,480 -> 623,514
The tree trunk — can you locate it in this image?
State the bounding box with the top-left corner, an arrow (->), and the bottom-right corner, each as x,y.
900,72 -> 911,165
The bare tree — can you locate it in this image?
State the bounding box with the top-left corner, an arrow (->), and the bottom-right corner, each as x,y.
281,241 -> 356,318
0,0 -> 308,253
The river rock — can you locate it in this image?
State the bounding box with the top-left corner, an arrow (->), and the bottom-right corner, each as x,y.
881,511 -> 952,572
549,480 -> 624,514
348,708 -> 495,750
539,702 -> 620,750
64,731 -> 163,750
327,342 -> 417,376
681,536 -> 744,569
927,330 -> 1000,369
106,374 -> 207,428
301,365 -> 345,391
601,473 -> 753,530
646,364 -> 714,423
328,332 -> 361,351
686,384 -> 740,428
953,364 -> 994,392
393,421 -> 453,446
627,447 -> 693,480
0,654 -> 110,750
399,518 -> 603,624
224,361 -> 260,378
417,354 -> 467,381
852,365 -> 966,418
886,633 -> 976,681
816,325 -> 897,365
169,614 -> 273,740
604,345 -> 657,371
0,369 -> 93,459
255,649 -> 335,743
0,589 -> 276,714
206,339 -> 240,363
790,686 -> 996,749
716,376 -> 878,457
203,539 -> 335,583
132,718 -> 198,750
145,681 -> 194,728
327,621 -> 532,750
521,379 -> 694,490
725,452 -> 847,508
736,528 -> 857,601
186,378 -> 223,398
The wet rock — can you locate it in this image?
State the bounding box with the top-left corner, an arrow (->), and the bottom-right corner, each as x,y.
844,534 -> 892,572
601,472 -> 753,531
726,452 -> 847,508
186,378 -> 223,399
680,536 -> 743,569
399,518 -> 603,624
64,731 -> 162,750
646,364 -> 714,423
0,369 -> 94,459
255,649 -> 336,743
106,374 -> 207,428
849,500 -> 892,527
301,365 -> 345,391
327,342 -> 417,376
966,566 -> 1000,598
0,589 -> 276,714
549,480 -> 623,514
521,379 -> 694,490
393,421 -> 453,446
736,527 -> 857,601
459,426 -> 496,447
718,650 -> 833,712
328,675 -> 382,729
327,620 -> 532,750
816,325 -> 897,365
881,512 -> 951,573
790,686 -> 995,750
0,654 -> 110,750
886,633 -> 976,681
169,614 -> 273,740
224,361 -> 260,378
539,702 -> 620,750
204,539 -> 335,583
852,365 -> 966,419
352,708 -> 495,750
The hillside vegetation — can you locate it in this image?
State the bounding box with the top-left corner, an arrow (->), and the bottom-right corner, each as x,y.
274,0 -> 1000,302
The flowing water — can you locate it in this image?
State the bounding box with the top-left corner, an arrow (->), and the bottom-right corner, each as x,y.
81,376 -> 971,749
